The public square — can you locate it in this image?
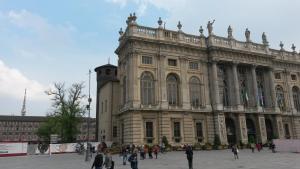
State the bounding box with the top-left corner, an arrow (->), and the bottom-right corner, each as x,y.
0,149 -> 299,169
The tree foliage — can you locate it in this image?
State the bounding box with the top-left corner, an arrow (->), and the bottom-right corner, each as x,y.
37,82 -> 86,143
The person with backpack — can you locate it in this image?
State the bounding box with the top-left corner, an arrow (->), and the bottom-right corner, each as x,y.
128,150 -> 138,169
91,152 -> 104,169
103,151 -> 113,169
231,145 -> 239,160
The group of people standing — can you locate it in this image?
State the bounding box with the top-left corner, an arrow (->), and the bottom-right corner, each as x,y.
91,142 -> 114,169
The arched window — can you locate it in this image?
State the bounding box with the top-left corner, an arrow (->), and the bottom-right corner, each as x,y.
218,66 -> 229,106
141,72 -> 155,105
123,76 -> 127,105
167,74 -> 179,106
239,67 -> 249,107
292,86 -> 300,112
257,71 -> 266,107
276,85 -> 285,111
189,77 -> 201,108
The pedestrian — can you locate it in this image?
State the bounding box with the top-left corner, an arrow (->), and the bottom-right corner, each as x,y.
148,146 -> 153,159
250,143 -> 255,153
271,143 -> 276,153
122,146 -> 129,165
128,150 -> 138,169
153,145 -> 159,159
256,143 -> 261,152
91,152 -> 104,169
161,143 -> 165,153
140,145 -> 145,160
231,145 -> 239,160
103,151 -> 113,169
185,145 -> 193,169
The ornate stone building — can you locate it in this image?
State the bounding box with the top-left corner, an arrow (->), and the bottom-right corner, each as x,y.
95,14 -> 300,146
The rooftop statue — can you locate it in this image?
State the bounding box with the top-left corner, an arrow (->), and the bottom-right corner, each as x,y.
262,32 -> 268,45
245,28 -> 251,42
227,25 -> 233,39
207,19 -> 215,35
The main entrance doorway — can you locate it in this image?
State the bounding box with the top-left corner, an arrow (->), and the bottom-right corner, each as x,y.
225,118 -> 236,145
265,119 -> 274,140
246,118 -> 256,143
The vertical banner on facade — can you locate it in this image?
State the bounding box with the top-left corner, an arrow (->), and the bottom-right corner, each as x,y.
0,142 -> 28,157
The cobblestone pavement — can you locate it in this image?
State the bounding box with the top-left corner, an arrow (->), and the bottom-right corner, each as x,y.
0,149 -> 299,169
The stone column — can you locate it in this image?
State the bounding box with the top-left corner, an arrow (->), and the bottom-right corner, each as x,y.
211,61 -> 221,110
238,114 -> 248,144
251,65 -> 260,108
232,62 -> 242,108
258,115 -> 267,144
268,68 -> 280,112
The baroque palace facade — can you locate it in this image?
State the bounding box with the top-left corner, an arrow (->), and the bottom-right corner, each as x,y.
95,14 -> 300,146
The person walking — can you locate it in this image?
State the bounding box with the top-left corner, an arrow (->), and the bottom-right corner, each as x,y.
250,143 -> 255,153
231,145 -> 239,160
148,146 -> 153,159
153,145 -> 159,159
103,151 -> 113,169
185,145 -> 193,169
122,146 -> 129,165
91,152 -> 104,169
128,150 -> 138,169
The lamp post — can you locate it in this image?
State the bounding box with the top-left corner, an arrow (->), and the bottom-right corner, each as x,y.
85,70 -> 92,161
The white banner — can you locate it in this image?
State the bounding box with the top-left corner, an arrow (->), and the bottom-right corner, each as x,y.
0,142 -> 28,157
273,139 -> 300,153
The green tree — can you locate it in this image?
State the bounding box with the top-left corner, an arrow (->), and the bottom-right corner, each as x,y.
37,82 -> 86,143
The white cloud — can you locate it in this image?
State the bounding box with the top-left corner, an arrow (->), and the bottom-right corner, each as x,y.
0,59 -> 48,101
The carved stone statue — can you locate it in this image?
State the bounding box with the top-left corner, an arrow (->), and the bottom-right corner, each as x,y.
245,28 -> 251,42
227,25 -> 233,39
262,32 -> 268,45
207,19 -> 215,35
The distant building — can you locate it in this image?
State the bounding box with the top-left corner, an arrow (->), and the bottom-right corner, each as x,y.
0,115 -> 96,142
95,14 -> 300,146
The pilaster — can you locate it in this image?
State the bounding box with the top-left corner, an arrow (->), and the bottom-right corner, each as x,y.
214,112 -> 228,145
158,54 -> 168,108
268,68 -> 280,113
258,115 -> 267,144
238,114 -> 248,144
211,60 -> 222,110
180,57 -> 190,109
232,62 -> 242,109
276,115 -> 284,139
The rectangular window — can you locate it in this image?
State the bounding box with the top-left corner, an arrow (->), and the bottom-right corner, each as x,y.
113,126 -> 117,137
173,121 -> 181,142
145,122 -> 153,138
189,62 -> 199,70
105,100 -> 107,112
168,59 -> 177,66
291,74 -> 297,81
142,56 -> 152,65
196,122 -> 203,142
275,73 -> 281,79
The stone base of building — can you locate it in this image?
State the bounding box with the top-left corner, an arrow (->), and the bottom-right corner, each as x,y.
108,110 -> 300,146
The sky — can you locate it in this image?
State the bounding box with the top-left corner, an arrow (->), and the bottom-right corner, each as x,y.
0,0 -> 300,117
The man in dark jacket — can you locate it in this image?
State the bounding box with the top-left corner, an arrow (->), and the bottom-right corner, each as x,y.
185,145 -> 193,169
128,151 -> 138,169
91,153 -> 104,169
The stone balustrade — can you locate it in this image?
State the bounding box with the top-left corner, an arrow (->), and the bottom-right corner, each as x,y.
120,22 -> 300,63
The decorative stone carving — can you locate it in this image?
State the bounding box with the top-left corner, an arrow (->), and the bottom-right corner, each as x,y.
199,26 -> 204,37
177,21 -> 182,31
245,28 -> 251,42
227,25 -> 233,39
119,28 -> 124,36
292,44 -> 296,53
262,32 -> 269,46
158,17 -> 163,28
207,20 -> 215,36
280,41 -> 284,51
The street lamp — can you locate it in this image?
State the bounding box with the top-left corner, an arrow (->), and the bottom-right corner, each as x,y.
85,70 -> 92,161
